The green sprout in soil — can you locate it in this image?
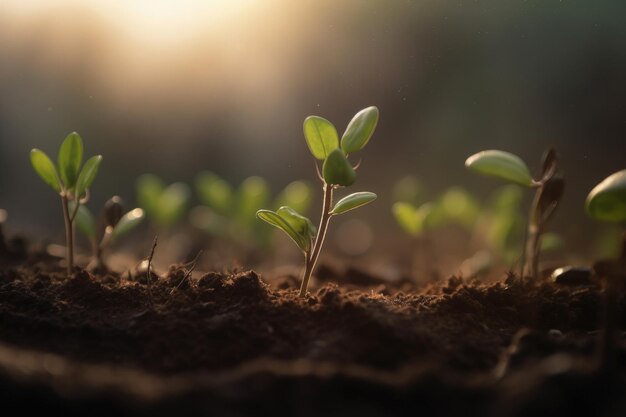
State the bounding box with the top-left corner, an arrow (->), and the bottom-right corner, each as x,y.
465,148 -> 564,279
192,172 -> 312,247
257,106 -> 379,297
136,174 -> 190,229
585,168 -> 626,369
73,196 -> 145,270
30,132 -> 102,275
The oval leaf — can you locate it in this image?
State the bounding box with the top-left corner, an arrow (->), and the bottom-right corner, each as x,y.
341,106 -> 379,154
58,132 -> 83,188
276,206 -> 316,241
256,209 -> 309,252
112,208 -> 145,239
75,155 -> 102,198
586,169 -> 626,223
303,116 -> 339,160
331,192 -> 377,215
30,149 -> 61,192
465,150 -> 533,187
322,148 -> 356,186
392,202 -> 421,236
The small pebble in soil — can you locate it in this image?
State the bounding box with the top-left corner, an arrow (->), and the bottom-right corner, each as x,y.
550,266 -> 592,286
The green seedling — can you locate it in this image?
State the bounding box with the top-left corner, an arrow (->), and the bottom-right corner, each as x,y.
193,172 -> 312,246
257,106 -> 379,297
30,132 -> 102,275
73,196 -> 145,269
585,169 -> 626,370
136,174 -> 190,229
465,148 -> 564,279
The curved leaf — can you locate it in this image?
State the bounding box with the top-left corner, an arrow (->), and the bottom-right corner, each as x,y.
341,106 -> 379,154
322,148 -> 356,186
392,202 -> 421,236
58,132 -> 83,188
276,206 -> 316,241
75,155 -> 102,198
303,116 -> 339,160
331,192 -> 377,215
586,169 -> 626,223
30,149 -> 61,192
112,208 -> 145,239
70,202 -> 95,239
256,209 -> 309,252
465,150 -> 533,187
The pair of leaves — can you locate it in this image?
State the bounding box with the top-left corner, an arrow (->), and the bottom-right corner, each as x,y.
30,132 -> 102,198
392,202 -> 437,236
136,174 -> 190,227
257,192 -> 377,251
586,169 -> 626,223
304,106 -> 379,186
257,206 -> 316,252
74,202 -> 145,241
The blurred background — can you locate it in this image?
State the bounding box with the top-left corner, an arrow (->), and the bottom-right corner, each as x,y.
1,0 -> 625,275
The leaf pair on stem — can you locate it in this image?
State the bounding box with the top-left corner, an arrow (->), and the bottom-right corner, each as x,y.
30,132 -> 102,275
257,106 -> 379,297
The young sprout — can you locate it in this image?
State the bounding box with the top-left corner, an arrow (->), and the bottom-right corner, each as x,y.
136,174 -> 190,229
30,132 -> 102,275
73,196 -> 145,270
585,169 -> 626,370
257,106 -> 379,297
465,148 -> 564,279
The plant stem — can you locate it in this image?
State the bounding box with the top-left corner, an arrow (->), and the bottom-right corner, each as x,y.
299,183 -> 333,297
525,185 -> 542,280
61,194 -> 74,276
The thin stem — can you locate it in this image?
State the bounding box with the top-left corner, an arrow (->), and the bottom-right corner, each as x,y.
61,194 -> 74,276
525,185 -> 543,280
299,183 -> 333,297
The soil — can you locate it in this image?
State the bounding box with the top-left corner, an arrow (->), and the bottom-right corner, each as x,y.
0,240 -> 625,416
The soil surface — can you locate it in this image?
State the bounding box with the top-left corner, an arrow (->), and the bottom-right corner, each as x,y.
0,244 -> 625,416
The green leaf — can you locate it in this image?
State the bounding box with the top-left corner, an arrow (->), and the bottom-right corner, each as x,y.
274,181 -> 313,214
392,202 -> 420,236
136,174 -> 165,216
303,116 -> 339,160
30,149 -> 62,192
439,187 -> 480,229
196,171 -> 233,215
341,106 -> 379,154
331,192 -> 377,215
71,203 -> 95,239
57,132 -> 83,188
322,149 -> 356,186
112,208 -> 145,239
586,169 -> 626,223
75,155 -> 102,199
276,206 -> 316,241
236,176 -> 270,226
155,182 -> 190,227
256,209 -> 309,252
465,150 -> 533,187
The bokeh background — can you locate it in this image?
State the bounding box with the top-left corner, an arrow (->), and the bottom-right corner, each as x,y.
1,0 -> 625,272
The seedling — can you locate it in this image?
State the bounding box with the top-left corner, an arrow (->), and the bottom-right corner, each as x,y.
193,172 -> 312,246
73,196 -> 145,270
585,169 -> 626,370
136,174 -> 190,229
30,132 -> 102,275
465,148 -> 564,279
257,106 -> 379,297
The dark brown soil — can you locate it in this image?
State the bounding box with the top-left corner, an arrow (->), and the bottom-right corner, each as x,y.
0,246 -> 625,416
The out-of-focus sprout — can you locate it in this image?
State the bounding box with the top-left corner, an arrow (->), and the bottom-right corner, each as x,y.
466,148 -> 564,279
392,176 -> 427,206
193,172 -> 313,247
136,174 -> 190,229
74,196 -> 145,270
257,106 -> 379,297
30,132 -> 102,275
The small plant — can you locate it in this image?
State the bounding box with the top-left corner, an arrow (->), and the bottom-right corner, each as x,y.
585,169 -> 626,369
465,148 -> 564,279
73,196 -> 145,270
136,174 -> 190,229
30,132 -> 102,275
193,172 -> 312,247
257,106 -> 379,297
